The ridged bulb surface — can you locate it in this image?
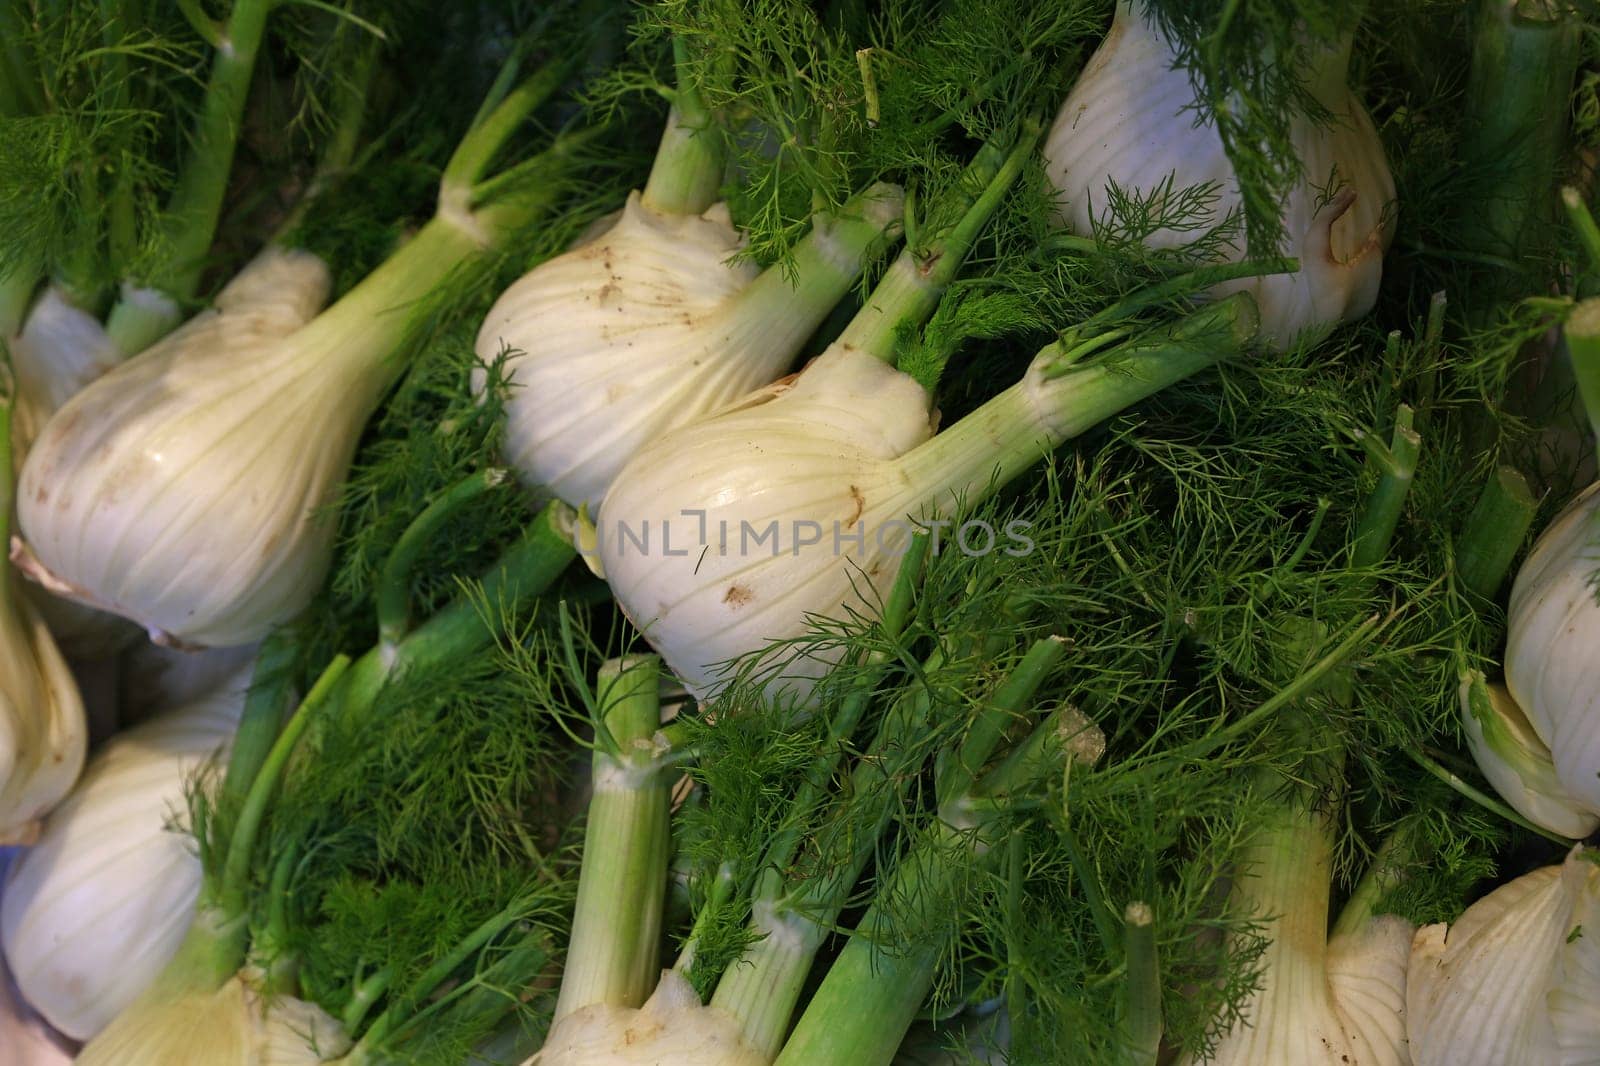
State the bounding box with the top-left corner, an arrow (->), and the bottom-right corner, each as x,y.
74,972 -> 349,1066
1407,847 -> 1600,1065
532,971 -> 765,1066
475,193 -> 771,512
0,852 -> 74,1066
1504,482 -> 1600,811
7,287 -> 123,461
1,668 -> 245,1039
15,247 -> 339,647
1459,671 -> 1600,839
5,289 -> 144,655
0,570 -> 86,843
1041,1 -> 1395,348
1185,915 -> 1412,1066
597,344 -> 934,699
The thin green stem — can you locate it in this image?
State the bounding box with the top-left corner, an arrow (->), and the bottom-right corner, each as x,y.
176,0 -> 224,48
1458,0 -> 1583,305
470,124 -> 609,234
896,294 -> 1258,521
721,628 -> 1061,1057
1456,464 -> 1538,599
1117,902 -> 1161,1066
355,895 -> 533,1054
330,494 -> 576,733
273,39 -> 380,242
1351,405 -> 1420,570
134,0 -> 273,308
441,59 -> 573,205
834,125 -> 1039,364
554,657 -> 672,1021
342,965 -> 395,1035
1081,257 -> 1299,332
1564,299 -> 1600,472
754,534 -> 928,885
0,262 -> 36,343
1059,819 -> 1119,954
1405,742 -> 1575,846
216,630 -> 297,830
1120,613 -> 1383,783
259,846 -> 301,997
1331,831 -> 1404,939
941,636 -> 1067,803
774,732 -> 1066,1066
1563,186 -> 1600,283
217,654 -> 351,925
376,468 -> 509,657
640,39 -> 725,216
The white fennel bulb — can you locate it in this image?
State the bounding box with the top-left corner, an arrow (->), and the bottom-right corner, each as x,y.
598,296 -> 1256,698
7,287 -> 123,460
74,969 -> 349,1066
596,342 -> 934,698
532,970 -> 765,1066
476,186 -> 901,512
1041,0 -> 1395,349
1,664 -> 246,1039
0,560 -> 86,844
0,851 -> 75,1066
1177,801 -> 1412,1066
4,285 -> 142,656
1459,670 -> 1600,838
1501,481 -> 1600,813
14,246 -> 333,647
1407,846 -> 1600,1065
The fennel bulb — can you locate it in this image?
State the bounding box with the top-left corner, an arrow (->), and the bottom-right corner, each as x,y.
0,557 -> 86,844
0,851 -> 75,1066
1407,846 -> 1600,1065
476,186 -> 901,512
1,664 -> 246,1039
1495,481 -> 1600,816
533,969 -> 765,1066
1176,803 -> 1412,1066
597,297 -> 1256,697
1459,671 -> 1600,839
14,246 -> 333,647
1041,0 -> 1395,349
6,287 -> 123,461
73,968 -> 349,1066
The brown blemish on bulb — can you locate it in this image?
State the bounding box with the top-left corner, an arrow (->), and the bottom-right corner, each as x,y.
845,485 -> 865,525
722,584 -> 754,609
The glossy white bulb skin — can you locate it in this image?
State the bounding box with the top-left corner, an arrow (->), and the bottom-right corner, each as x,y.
0,571 -> 86,844
476,193 -> 764,512
1195,914 -> 1412,1066
1504,481 -> 1600,811
1459,671 -> 1600,839
1041,1 -> 1395,349
597,343 -> 935,699
1408,847 -> 1600,1065
5,289 -> 145,656
0,851 -> 75,1066
7,287 -> 124,459
15,247 -> 336,648
531,970 -> 766,1066
1,666 -> 245,1039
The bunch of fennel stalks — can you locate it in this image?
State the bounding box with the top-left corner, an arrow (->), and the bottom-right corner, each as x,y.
1,0 -> 1599,1064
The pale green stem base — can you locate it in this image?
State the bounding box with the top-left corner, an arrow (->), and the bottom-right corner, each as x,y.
554,658 -> 672,1020
897,296 -> 1253,521
1456,464 -> 1538,599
